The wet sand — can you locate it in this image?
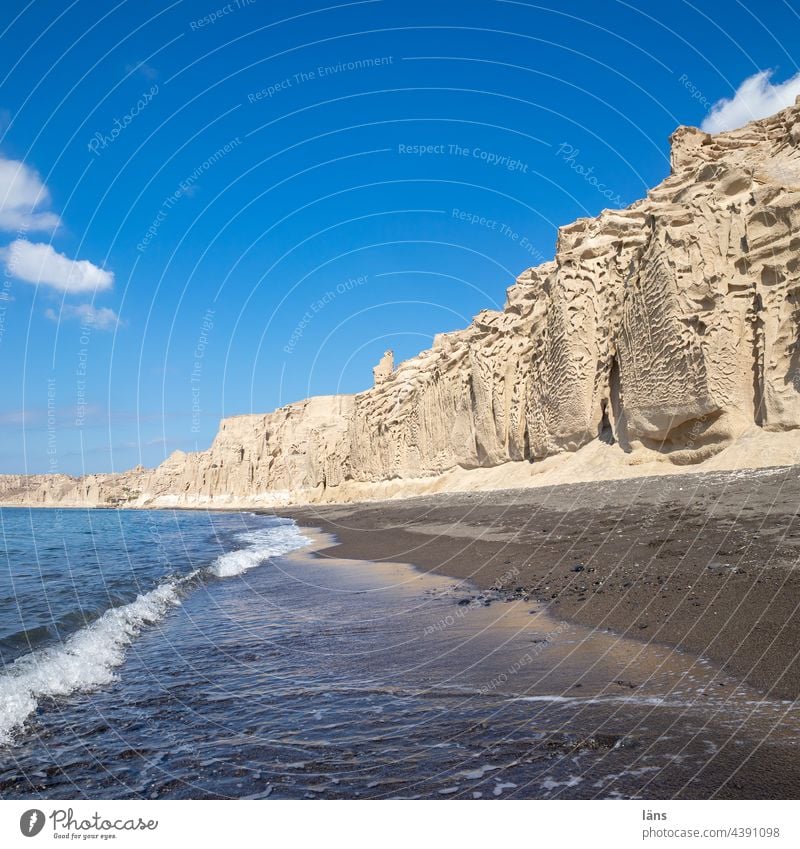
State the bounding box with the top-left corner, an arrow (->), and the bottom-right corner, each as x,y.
276,467 -> 800,798
281,468 -> 800,798
4,524 -> 795,800
282,467 -> 800,703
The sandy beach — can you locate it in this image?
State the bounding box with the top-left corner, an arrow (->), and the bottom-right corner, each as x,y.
282,466 -> 800,702
275,466 -> 800,798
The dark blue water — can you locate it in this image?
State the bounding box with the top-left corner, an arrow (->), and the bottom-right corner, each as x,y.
0,508 -> 306,744
0,509 -> 796,799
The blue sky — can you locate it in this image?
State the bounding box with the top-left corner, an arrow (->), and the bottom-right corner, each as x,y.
1,0 -> 798,474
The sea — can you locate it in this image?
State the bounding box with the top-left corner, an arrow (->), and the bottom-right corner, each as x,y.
0,507 -> 795,799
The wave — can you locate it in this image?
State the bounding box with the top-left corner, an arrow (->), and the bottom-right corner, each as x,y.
0,521 -> 308,744
209,524 -> 308,577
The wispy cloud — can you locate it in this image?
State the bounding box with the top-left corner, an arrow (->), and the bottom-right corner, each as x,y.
0,239 -> 113,293
0,155 -> 61,232
702,69 -> 800,133
125,60 -> 159,80
0,403 -> 103,426
45,302 -> 122,330
0,409 -> 37,425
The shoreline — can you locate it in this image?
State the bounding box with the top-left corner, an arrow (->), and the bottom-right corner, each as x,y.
3,464 -> 796,701
280,466 -> 800,702
2,485 -> 798,798
272,518 -> 800,799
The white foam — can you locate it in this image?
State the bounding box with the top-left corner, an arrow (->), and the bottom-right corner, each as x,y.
511,695 -> 574,703
0,521 -> 308,743
209,524 -> 308,577
461,764 -> 500,780
0,580 -> 181,744
510,693 -> 736,709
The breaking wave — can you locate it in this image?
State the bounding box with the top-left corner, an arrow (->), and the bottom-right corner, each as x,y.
0,520 -> 307,744
209,524 -> 308,577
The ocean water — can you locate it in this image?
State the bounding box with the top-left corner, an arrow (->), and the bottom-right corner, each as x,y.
0,508 -> 796,799
0,508 -> 305,746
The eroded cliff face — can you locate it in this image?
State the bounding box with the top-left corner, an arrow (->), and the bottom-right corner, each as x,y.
4,102 -> 800,508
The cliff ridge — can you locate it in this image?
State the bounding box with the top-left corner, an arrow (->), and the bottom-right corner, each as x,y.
4,101 -> 800,508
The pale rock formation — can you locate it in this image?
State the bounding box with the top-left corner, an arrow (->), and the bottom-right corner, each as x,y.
372,350 -> 394,386
4,102 -> 800,508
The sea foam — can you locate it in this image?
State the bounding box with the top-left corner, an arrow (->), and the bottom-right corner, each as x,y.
0,520 -> 307,744
209,523 -> 307,577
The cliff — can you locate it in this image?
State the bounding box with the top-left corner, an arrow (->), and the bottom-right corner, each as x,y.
4,101 -> 800,508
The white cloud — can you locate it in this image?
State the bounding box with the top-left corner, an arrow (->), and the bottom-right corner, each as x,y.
125,61 -> 158,80
0,239 -> 113,293
0,409 -> 36,425
44,303 -> 121,330
702,69 -> 800,134
0,155 -> 61,232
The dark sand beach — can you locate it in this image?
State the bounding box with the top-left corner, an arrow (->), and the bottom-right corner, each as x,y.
284,466 -> 800,702
280,466 -> 800,798
1,471 -> 798,800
